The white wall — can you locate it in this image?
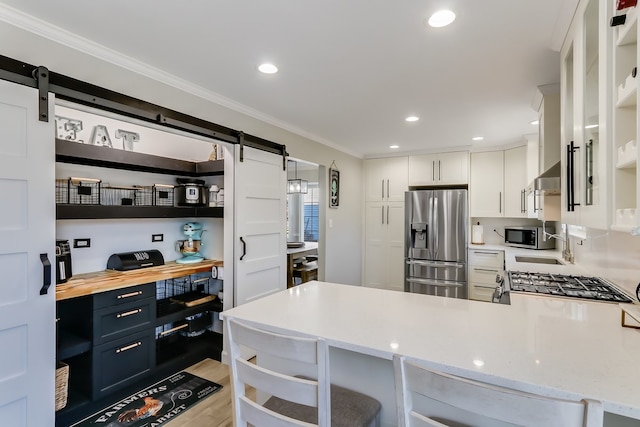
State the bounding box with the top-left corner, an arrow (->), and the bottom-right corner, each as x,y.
0,21 -> 364,285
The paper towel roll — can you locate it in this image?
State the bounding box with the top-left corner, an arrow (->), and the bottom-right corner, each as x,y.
472,224 -> 484,244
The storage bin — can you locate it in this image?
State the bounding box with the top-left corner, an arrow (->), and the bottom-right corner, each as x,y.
101,185 -> 138,206
55,361 -> 69,411
56,177 -> 101,205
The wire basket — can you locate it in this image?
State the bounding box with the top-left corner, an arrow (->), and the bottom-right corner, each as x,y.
101,185 -> 138,206
56,177 -> 101,205
134,184 -> 174,206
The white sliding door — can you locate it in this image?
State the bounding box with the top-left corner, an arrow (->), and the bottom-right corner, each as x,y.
0,80 -> 56,425
233,145 -> 286,306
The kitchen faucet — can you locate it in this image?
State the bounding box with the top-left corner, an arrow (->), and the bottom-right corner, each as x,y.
542,221 -> 574,263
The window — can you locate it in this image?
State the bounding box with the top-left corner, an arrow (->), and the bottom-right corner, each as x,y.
303,184 -> 319,242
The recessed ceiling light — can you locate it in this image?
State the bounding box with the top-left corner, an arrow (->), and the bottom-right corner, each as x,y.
389,145 -> 400,149
472,136 -> 484,141
427,10 -> 456,28
530,120 -> 539,125
405,116 -> 419,122
258,63 -> 278,74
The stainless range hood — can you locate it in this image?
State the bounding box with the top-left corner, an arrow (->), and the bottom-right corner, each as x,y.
533,161 -> 560,194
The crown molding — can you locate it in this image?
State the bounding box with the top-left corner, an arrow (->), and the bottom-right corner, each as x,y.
0,3 -> 363,159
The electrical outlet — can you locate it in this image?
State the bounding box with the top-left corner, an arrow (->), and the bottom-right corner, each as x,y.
152,234 -> 164,242
73,238 -> 91,248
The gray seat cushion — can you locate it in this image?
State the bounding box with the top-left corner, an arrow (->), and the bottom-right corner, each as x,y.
263,383 -> 381,427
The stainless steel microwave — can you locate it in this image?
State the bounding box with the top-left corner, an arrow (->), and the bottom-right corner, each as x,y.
504,226 -> 555,250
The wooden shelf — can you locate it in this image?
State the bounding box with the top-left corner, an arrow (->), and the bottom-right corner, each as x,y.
56,259 -> 223,301
56,138 -> 223,176
56,204 -> 223,219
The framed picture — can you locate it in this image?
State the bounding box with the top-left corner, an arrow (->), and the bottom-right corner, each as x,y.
329,167 -> 340,208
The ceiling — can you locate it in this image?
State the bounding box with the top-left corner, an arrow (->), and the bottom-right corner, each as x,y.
0,0 -> 577,158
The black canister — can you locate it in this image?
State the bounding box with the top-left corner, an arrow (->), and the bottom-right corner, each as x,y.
55,240 -> 73,284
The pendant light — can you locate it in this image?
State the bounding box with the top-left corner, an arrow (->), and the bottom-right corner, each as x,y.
287,160 -> 308,194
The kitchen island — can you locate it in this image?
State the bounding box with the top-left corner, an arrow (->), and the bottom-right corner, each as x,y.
222,281 -> 640,426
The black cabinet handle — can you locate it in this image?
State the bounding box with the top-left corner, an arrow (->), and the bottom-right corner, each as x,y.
567,141 -> 581,212
39,253 -> 51,295
240,237 -> 247,260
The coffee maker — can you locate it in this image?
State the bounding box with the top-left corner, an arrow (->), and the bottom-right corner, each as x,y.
55,240 -> 73,284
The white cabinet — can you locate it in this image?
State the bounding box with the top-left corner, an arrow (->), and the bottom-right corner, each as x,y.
504,146 -> 528,218
468,249 -> 504,302
365,157 -> 408,202
561,0 -> 610,229
470,151 -> 504,217
471,147 -> 531,218
408,151 -> 469,186
363,202 -> 404,292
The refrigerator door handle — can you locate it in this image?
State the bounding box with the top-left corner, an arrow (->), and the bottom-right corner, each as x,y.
406,277 -> 465,287
381,205 -> 384,225
406,260 -> 465,269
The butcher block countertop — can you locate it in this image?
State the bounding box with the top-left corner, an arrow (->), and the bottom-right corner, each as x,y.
55,259 -> 223,301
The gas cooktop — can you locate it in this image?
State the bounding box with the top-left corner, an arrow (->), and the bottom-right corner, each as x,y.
507,271 -> 633,303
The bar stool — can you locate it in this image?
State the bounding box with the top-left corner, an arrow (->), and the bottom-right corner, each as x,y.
225,318 -> 381,426
393,354 -> 603,427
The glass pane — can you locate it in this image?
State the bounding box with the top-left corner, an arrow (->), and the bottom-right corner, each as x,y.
583,0 -> 599,206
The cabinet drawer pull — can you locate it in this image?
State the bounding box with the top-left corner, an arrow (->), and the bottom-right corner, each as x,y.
116,341 -> 141,353
117,308 -> 142,318
159,324 -> 189,337
117,290 -> 143,299
472,251 -> 499,256
473,268 -> 499,273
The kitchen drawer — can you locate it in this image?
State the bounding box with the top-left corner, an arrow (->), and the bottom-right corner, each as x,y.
93,297 -> 156,346
93,282 -> 156,310
468,249 -> 504,268
469,284 -> 496,302
469,266 -> 502,286
92,329 -> 155,400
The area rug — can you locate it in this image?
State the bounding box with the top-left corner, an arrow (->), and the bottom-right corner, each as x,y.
71,371 -> 222,427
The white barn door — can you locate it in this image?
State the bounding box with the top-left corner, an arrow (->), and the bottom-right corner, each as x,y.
0,80 -> 56,425
234,145 -> 286,306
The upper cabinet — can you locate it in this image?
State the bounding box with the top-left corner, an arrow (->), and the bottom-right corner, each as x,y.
503,146 -> 529,218
470,151 -> 504,217
407,152 -> 469,186
560,0 -> 610,229
611,3 -> 640,231
364,157 -> 408,202
470,147 -> 530,218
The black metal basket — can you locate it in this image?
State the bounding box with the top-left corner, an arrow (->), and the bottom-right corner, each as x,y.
56,177 -> 101,205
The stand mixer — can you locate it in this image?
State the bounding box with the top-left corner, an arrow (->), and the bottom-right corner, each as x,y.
176,222 -> 205,264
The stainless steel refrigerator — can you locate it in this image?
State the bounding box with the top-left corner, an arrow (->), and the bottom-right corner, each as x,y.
405,189 -> 468,299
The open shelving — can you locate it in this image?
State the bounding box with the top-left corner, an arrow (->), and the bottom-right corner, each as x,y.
55,138 -> 224,220
612,5 -> 639,231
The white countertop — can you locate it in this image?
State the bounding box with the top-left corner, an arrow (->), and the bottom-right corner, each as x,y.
223,281 -> 640,419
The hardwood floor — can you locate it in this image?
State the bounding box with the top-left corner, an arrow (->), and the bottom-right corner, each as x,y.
164,358 -> 254,427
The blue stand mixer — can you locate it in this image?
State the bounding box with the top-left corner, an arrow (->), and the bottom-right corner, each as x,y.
176,222 -> 205,264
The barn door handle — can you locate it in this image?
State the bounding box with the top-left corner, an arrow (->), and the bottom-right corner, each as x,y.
240,237 -> 247,260
40,253 -> 51,295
